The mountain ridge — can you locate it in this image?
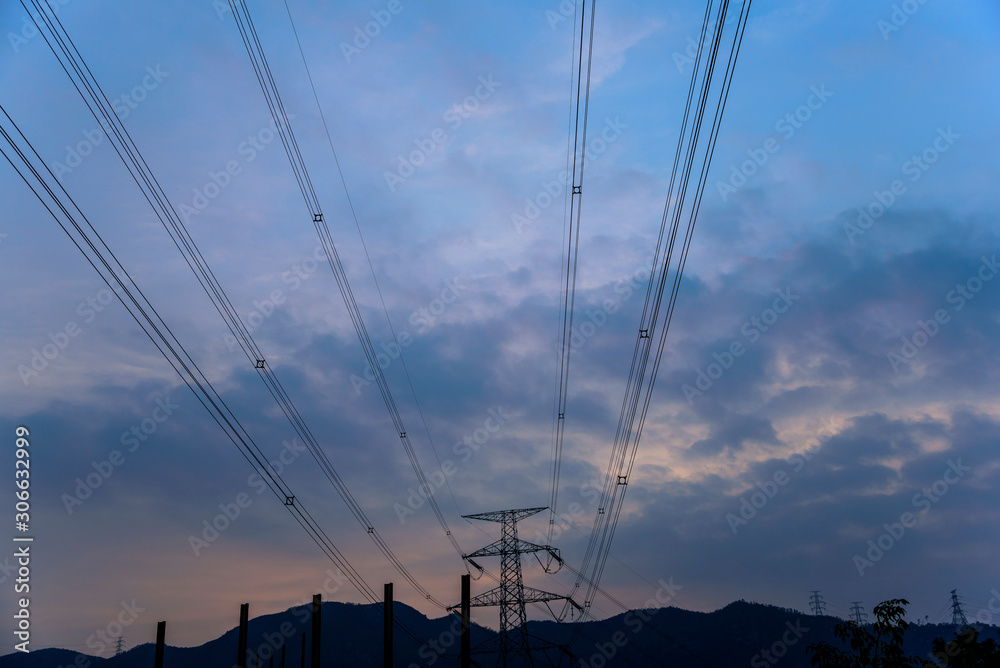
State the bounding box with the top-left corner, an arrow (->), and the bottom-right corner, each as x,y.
2,599 -> 995,667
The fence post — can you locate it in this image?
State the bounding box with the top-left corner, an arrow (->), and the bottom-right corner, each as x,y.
384,583 -> 393,668
154,621 -> 166,668
311,594 -> 321,668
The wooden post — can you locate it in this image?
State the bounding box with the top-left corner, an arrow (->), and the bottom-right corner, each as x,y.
384,582 -> 393,668
154,621 -> 166,668
237,603 -> 249,668
311,594 -> 321,668
461,573 -> 471,668
300,631 -> 305,668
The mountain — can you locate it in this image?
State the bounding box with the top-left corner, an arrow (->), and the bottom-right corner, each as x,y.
1,600 -> 995,667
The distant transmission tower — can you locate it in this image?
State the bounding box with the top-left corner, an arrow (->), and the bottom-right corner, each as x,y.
809,591 -> 827,616
114,636 -> 125,656
951,589 -> 969,627
850,602 -> 868,625
459,507 -> 578,667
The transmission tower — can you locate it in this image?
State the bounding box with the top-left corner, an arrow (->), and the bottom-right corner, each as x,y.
951,589 -> 969,627
114,636 -> 125,656
809,591 -> 827,616
457,507 -> 579,667
850,602 -> 868,625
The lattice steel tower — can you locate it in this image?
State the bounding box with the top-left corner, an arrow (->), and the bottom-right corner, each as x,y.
951,589 -> 969,627
460,507 -> 577,667
809,591 -> 826,616
850,602 -> 868,625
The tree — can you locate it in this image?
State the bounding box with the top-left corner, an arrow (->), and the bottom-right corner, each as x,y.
808,599 -> 920,667
923,628 -> 1000,667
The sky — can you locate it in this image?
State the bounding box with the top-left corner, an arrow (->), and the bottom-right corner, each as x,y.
1,0 -> 999,658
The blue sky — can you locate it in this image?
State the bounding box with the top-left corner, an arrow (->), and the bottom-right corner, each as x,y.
1,0 -> 999,656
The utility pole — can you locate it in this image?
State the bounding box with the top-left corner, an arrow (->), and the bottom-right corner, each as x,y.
461,574 -> 471,668
809,591 -> 826,616
238,603 -> 249,668
850,602 -> 868,625
154,621 -> 166,668
114,636 -> 125,656
311,594 -> 321,668
951,589 -> 969,627
456,507 -> 580,667
384,583 -> 393,668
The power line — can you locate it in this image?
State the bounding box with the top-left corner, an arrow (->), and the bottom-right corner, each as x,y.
280,0 -> 466,528
545,0 -> 597,552
224,0 -> 466,568
0,98 -> 434,652
567,0 -> 753,619
1,103 -> 354,603
20,0 -> 449,612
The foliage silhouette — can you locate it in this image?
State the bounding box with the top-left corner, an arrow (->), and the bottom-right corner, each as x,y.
807,599 -> 919,667
922,628 -> 1000,667
809,599 -> 1000,668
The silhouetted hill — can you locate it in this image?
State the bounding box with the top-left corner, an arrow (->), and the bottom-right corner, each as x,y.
2,599 -> 996,667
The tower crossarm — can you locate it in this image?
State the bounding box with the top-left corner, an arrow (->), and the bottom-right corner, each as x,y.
463,585 -> 575,609
462,506 -> 548,524
464,538 -> 556,560
521,586 -> 575,605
